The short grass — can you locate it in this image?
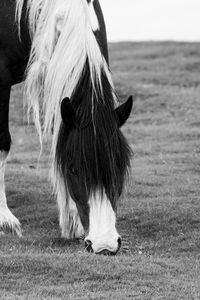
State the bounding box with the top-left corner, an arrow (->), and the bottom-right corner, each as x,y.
1,42 -> 200,299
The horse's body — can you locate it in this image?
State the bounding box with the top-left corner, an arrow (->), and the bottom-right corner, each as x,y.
0,0 -> 132,254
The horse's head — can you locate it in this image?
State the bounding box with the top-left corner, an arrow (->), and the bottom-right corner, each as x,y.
56,96 -> 133,255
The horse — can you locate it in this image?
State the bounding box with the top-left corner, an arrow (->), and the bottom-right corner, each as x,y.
0,0 -> 133,255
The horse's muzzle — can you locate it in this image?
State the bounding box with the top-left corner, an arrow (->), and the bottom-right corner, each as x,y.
85,237 -> 122,255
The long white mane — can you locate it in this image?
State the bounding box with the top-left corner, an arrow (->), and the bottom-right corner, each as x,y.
16,0 -> 114,137
15,0 -> 115,200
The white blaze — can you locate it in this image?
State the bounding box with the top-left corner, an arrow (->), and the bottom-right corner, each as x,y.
86,191 -> 120,253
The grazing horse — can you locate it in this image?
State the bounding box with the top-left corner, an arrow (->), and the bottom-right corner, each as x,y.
0,0 -> 133,255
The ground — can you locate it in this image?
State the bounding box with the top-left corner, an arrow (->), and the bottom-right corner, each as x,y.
1,42 -> 200,299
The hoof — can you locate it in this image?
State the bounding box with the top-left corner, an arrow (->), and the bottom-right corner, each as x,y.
0,207 -> 22,237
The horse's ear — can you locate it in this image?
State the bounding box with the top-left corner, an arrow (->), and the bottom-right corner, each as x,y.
61,97 -> 76,129
115,96 -> 133,127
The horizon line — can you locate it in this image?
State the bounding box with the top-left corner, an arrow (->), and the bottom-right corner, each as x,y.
108,39 -> 200,44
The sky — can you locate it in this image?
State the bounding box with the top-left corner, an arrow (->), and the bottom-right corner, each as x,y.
100,0 -> 200,42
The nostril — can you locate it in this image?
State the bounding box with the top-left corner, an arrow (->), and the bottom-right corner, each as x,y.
85,239 -> 93,253
117,237 -> 122,250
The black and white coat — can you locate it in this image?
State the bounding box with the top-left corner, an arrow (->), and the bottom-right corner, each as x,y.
0,0 -> 132,255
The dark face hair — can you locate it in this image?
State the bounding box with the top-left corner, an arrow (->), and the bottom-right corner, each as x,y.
55,66 -> 133,231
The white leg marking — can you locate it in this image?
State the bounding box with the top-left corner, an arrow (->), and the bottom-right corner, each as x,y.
67,196 -> 85,239
88,0 -> 100,31
56,180 -> 84,239
85,191 -> 120,253
56,178 -> 68,237
0,152 -> 21,236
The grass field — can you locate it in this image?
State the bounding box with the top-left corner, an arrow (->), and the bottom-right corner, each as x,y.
1,42 -> 200,299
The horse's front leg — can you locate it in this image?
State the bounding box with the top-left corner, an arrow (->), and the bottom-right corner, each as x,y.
0,86 -> 21,236
56,179 -> 84,240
